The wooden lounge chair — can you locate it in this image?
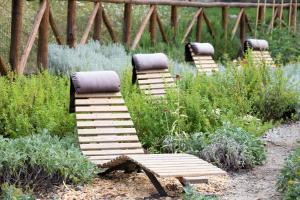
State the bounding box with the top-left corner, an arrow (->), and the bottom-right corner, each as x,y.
185,42 -> 219,73
72,71 -> 226,196
244,39 -> 276,67
132,53 -> 175,97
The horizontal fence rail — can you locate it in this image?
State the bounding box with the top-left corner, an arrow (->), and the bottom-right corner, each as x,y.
0,0 -> 299,75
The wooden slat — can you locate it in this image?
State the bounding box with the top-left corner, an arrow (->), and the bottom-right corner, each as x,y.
138,78 -> 174,84
79,135 -> 139,143
77,120 -> 134,127
76,113 -> 131,120
76,106 -> 128,112
136,69 -> 169,74
75,98 -> 125,105
137,73 -> 171,79
88,155 -> 119,160
139,83 -> 175,90
78,128 -> 136,135
75,92 -> 122,98
194,59 -> 215,64
157,170 -> 226,177
82,149 -> 144,156
80,142 -> 142,150
144,89 -> 166,95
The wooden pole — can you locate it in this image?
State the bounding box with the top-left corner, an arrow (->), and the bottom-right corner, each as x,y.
269,0 -> 276,32
102,7 -> 118,42
289,0 -> 293,28
49,9 -> 62,45
80,2 -> 100,45
255,0 -> 260,37
19,0 -> 47,74
240,11 -> 246,46
258,6 -> 265,26
67,0 -> 76,48
280,0 -> 284,27
294,0 -> 298,33
232,8 -> 244,40
37,0 -> 49,70
181,8 -> 202,43
269,6 -> 278,31
222,6 -> 229,41
93,2 -> 102,41
131,5 -> 155,50
203,11 -> 215,38
156,14 -> 168,43
171,6 -> 178,38
196,10 -> 203,42
10,0 -> 24,72
0,56 -> 9,75
263,0 -> 267,24
123,3 -> 132,46
149,5 -> 157,44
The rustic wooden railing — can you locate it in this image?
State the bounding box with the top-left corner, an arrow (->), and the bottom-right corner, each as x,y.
0,0 -> 299,75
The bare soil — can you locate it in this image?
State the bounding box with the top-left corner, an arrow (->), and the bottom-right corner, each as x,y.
38,122 -> 299,200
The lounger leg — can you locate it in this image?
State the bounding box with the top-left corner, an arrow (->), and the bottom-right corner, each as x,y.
143,168 -> 168,197
99,161 -> 139,175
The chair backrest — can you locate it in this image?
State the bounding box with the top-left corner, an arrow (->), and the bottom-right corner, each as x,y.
187,44 -> 219,73
136,69 -> 175,97
75,92 -> 144,165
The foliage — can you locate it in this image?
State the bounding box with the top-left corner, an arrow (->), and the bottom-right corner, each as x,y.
201,123 -> 266,170
183,186 -> 218,200
0,184 -> 34,200
48,41 -> 131,76
0,133 -> 99,191
0,72 -> 75,138
277,148 -> 300,200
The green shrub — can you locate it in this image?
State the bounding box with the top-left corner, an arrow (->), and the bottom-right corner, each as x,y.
277,148 -> 300,200
0,184 -> 34,200
0,133 -> 99,191
0,72 -> 75,138
201,123 -> 266,170
183,186 -> 218,200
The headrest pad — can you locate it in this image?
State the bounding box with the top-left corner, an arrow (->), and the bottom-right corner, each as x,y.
132,53 -> 168,71
190,42 -> 215,56
71,71 -> 120,94
244,39 -> 269,51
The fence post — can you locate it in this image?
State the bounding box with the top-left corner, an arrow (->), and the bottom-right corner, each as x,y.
150,5 -> 157,44
67,0 -> 76,48
196,9 -> 203,42
93,2 -> 102,41
222,6 -> 229,42
123,3 -> 132,47
37,0 -> 49,70
240,10 -> 246,46
171,6 -> 178,38
10,0 -> 24,72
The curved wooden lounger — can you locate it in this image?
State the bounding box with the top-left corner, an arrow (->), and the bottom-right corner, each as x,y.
186,43 -> 219,73
75,92 -> 226,196
248,50 -> 276,67
134,69 -> 176,98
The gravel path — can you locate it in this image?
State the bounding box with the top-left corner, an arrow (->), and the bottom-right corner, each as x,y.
221,121 -> 300,200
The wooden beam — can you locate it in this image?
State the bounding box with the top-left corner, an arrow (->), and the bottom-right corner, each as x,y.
123,3 -> 132,46
181,8 -> 202,43
196,10 -> 203,42
102,7 -> 118,42
231,8 -> 244,40
0,56 -> 9,75
67,0 -> 77,48
244,13 -> 252,33
279,0 -> 284,27
82,0 -> 296,8
93,2 -> 102,41
240,12 -> 246,46
269,6 -> 278,31
49,8 -> 62,45
156,13 -> 168,43
294,0 -> 298,33
10,0 -> 24,72
258,6 -> 265,26
18,0 -> 47,74
80,2 -> 100,44
222,6 -> 229,41
149,5 -> 157,44
203,11 -> 215,39
171,6 -> 178,38
37,0 -> 49,70
131,5 -> 155,50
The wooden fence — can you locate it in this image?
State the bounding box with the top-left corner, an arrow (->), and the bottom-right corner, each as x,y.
0,0 -> 299,75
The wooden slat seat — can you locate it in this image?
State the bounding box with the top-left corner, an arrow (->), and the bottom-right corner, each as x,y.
188,44 -> 219,73
249,50 -> 276,67
75,92 -> 226,196
136,69 -> 175,97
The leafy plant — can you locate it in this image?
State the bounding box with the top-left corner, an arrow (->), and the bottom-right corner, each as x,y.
183,186 -> 218,200
0,133 -> 99,191
201,123 -> 266,170
0,72 -> 75,138
277,148 -> 300,200
0,183 -> 34,200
